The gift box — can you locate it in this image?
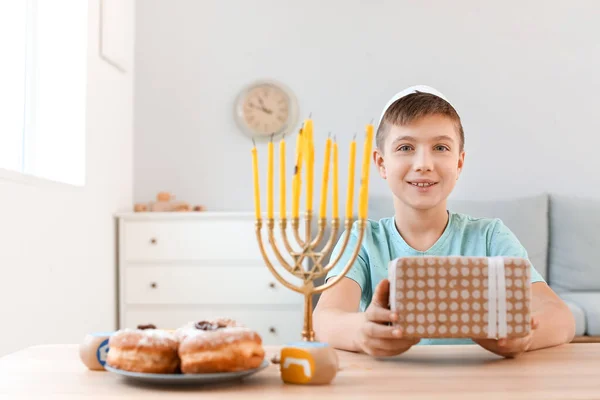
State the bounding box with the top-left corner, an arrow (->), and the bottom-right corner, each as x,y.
388,256 -> 532,339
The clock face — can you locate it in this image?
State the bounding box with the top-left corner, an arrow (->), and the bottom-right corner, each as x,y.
235,81 -> 298,139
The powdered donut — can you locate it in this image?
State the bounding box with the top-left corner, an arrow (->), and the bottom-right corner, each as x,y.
106,324 -> 180,374
178,321 -> 264,373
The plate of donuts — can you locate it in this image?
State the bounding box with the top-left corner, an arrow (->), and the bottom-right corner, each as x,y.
105,359 -> 270,385
104,320 -> 271,385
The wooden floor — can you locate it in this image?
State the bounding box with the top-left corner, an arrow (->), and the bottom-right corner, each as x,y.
571,335 -> 600,343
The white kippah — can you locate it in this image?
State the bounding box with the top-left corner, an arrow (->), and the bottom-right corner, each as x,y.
377,85 -> 455,129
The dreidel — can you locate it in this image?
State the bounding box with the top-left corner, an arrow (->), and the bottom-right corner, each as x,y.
279,342 -> 339,385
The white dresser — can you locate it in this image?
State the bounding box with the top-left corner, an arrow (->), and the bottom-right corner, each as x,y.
116,212 -> 306,345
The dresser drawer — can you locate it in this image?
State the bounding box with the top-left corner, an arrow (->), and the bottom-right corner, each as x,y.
124,265 -> 303,305
122,219 -> 307,263
123,306 -> 304,345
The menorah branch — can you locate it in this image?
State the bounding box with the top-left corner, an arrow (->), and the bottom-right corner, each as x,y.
255,220 -> 303,294
309,218 -> 328,250
321,218 -> 355,276
304,210 -> 312,250
292,217 -> 306,248
278,219 -> 296,255
265,218 -> 301,279
311,218 -> 340,267
314,219 -> 366,294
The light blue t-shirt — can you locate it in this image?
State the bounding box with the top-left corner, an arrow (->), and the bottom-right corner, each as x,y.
325,211 -> 545,346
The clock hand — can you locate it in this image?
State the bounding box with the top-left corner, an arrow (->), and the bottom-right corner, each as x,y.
257,97 -> 273,114
252,102 -> 271,115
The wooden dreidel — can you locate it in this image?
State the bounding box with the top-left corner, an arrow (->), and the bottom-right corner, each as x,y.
279,342 -> 339,385
79,332 -> 114,371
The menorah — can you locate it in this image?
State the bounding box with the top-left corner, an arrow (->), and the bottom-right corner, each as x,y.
251,117 -> 374,342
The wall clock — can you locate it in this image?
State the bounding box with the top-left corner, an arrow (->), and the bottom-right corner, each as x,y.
234,80 -> 299,140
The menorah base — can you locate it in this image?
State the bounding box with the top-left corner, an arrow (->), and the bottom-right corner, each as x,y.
278,342 -> 339,385
301,292 -> 315,342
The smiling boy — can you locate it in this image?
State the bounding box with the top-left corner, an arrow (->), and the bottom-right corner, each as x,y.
313,85 -> 575,358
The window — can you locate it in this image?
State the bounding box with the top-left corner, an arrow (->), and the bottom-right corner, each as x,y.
0,0 -> 87,186
0,2 -> 27,173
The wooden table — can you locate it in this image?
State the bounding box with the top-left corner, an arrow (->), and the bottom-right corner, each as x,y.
1,344 -> 598,399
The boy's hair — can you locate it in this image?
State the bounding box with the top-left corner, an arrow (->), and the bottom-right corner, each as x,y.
376,91 -> 465,152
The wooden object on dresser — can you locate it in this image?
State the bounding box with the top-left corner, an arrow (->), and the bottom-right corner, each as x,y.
116,212 -> 306,345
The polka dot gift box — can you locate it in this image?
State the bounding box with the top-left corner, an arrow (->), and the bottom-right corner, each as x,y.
388,256 -> 532,339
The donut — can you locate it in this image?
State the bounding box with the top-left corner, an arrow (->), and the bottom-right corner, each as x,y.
106,324 -> 180,374
178,320 -> 265,373
175,318 -> 241,342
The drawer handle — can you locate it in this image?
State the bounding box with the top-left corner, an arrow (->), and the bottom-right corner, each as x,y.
268,282 -> 276,289
150,282 -> 157,289
149,238 -> 157,245
269,327 -> 277,335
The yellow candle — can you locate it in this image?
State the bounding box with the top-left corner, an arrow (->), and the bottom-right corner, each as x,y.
279,137 -> 286,219
251,142 -> 261,220
267,138 -> 274,219
358,124 -> 374,219
304,119 -> 314,213
319,136 -> 332,218
346,136 -> 356,220
292,128 -> 304,219
332,138 -> 339,219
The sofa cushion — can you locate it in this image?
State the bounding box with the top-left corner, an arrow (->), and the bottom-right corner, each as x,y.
447,194 -> 549,280
560,298 -> 587,337
560,292 -> 600,335
549,195 -> 600,291
368,194 -> 550,280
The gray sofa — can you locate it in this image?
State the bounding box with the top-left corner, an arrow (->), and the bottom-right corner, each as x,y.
315,193 -> 599,340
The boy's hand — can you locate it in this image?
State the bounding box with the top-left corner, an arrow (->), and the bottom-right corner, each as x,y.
472,317 -> 539,358
355,278 -> 420,357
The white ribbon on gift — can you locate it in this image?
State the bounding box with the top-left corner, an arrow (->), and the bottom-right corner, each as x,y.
487,257 -> 508,339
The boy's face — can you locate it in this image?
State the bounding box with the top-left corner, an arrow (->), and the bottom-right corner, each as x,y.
374,114 -> 465,211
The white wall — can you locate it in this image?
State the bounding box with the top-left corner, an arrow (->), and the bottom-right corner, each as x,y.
0,0 -> 134,356
134,0 -> 600,213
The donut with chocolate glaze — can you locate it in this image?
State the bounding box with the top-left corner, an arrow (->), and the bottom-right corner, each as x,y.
106,324 -> 179,374
178,320 -> 265,373
174,318 -> 241,342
